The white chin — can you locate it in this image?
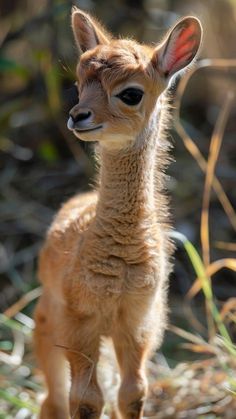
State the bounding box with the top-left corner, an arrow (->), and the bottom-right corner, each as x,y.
73,131 -> 100,142
100,134 -> 134,150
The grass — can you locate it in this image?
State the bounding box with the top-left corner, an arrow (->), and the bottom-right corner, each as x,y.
174,60 -> 236,340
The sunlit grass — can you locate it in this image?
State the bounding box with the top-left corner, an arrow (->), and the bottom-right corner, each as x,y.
174,60 -> 236,347
169,58 -> 236,403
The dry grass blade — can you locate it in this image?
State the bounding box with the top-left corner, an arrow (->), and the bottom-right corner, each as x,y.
175,59 -> 236,231
214,241 -> 236,251
186,283 -> 205,300
220,298 -> 236,320
169,324 -> 210,346
4,286 -> 42,318
181,343 -> 217,354
200,92 -> 234,268
208,258 -> 236,275
175,58 -> 236,109
183,302 -> 206,334
175,121 -> 236,231
187,258 -> 236,299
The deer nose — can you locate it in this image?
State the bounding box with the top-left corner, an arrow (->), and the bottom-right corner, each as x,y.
70,110 -> 92,123
67,108 -> 94,131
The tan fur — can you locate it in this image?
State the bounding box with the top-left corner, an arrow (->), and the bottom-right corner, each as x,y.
34,8 -> 202,419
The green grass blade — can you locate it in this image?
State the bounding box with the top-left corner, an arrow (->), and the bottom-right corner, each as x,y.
0,389 -> 39,413
171,231 -> 236,355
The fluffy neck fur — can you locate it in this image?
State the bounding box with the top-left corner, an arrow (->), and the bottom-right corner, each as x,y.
95,96 -> 170,230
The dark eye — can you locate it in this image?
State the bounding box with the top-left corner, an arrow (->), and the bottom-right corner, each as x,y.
116,88 -> 144,106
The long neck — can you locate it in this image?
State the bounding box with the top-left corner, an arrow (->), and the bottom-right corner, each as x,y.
95,100 -> 166,226
97,144 -> 155,222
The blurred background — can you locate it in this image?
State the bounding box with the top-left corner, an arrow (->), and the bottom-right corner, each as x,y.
0,0 -> 236,418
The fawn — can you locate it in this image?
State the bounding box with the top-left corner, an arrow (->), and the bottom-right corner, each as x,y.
34,7 -> 202,419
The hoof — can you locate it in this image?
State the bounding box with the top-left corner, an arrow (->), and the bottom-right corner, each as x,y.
71,404 -> 101,419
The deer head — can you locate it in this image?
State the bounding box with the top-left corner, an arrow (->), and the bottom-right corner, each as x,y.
68,7 -> 202,150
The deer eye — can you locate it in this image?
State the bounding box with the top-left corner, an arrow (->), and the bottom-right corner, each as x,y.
116,88 -> 144,106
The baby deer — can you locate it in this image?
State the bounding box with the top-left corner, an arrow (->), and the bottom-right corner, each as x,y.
34,7 -> 202,419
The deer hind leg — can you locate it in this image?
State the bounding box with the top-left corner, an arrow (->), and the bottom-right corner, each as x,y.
112,331 -> 149,419
34,292 -> 70,419
65,315 -> 104,419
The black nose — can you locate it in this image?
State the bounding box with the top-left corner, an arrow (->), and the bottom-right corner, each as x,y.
69,111 -> 92,123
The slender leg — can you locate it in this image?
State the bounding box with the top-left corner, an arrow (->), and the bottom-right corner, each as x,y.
64,314 -> 104,419
112,332 -> 149,419
34,292 -> 70,419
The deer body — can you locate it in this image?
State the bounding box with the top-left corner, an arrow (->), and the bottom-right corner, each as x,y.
34,8 -> 202,419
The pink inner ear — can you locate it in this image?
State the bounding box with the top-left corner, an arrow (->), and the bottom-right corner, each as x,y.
165,22 -> 199,75
170,39 -> 197,71
176,39 -> 196,58
177,23 -> 197,45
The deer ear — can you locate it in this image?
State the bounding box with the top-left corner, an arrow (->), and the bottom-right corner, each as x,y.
71,7 -> 111,53
153,17 -> 202,79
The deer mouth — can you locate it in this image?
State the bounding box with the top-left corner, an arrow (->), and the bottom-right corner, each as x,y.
74,125 -> 103,133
